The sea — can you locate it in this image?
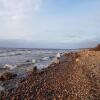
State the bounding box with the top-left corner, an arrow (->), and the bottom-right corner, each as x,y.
0,48 -> 71,75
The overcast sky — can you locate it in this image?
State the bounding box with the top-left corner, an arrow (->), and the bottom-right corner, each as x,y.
0,0 -> 100,48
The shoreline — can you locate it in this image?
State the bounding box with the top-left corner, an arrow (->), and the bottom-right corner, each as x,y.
0,49 -> 100,99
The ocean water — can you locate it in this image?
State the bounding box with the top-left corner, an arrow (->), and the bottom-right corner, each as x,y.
0,48 -> 68,72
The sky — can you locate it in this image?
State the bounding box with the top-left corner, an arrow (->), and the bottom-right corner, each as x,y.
0,0 -> 100,49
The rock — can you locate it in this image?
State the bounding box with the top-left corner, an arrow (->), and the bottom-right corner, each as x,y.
0,72 -> 17,81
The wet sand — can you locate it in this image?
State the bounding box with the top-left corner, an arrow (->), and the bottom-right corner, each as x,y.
0,50 -> 100,100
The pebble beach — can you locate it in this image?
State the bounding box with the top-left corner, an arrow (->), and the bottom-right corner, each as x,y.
0,46 -> 100,99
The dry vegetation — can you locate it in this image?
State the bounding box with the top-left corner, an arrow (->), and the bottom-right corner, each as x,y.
90,44 -> 100,51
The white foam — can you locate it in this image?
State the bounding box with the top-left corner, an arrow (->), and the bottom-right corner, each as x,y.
3,64 -> 17,70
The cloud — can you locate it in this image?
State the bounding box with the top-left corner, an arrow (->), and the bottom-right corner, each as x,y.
0,0 -> 43,16
0,0 -> 100,49
0,0 -> 43,39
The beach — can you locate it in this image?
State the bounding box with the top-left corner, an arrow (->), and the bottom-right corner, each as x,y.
0,48 -> 100,100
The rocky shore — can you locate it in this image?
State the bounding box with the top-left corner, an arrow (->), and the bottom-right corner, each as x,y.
0,49 -> 100,100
